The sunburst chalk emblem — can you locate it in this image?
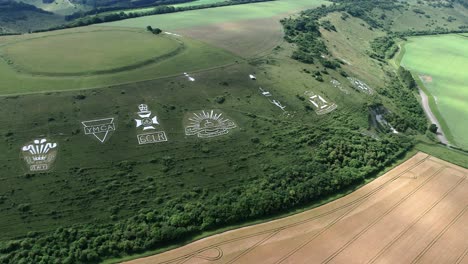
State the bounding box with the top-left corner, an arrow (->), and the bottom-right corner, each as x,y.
135,104 -> 158,130
185,110 -> 236,138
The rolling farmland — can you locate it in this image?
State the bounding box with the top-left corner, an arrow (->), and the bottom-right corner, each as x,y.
126,152 -> 468,264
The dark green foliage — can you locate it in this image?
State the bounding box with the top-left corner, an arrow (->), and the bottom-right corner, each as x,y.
370,36 -> 397,59
397,67 -> 417,90
215,96 -> 225,104
321,20 -> 336,31
380,74 -> 426,132
0,128 -> 411,264
428,124 -> 438,133
282,0 -> 404,65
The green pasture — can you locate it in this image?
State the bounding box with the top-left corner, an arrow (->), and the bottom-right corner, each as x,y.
2,30 -> 180,75
100,0 -> 328,30
401,34 -> 468,149
0,28 -> 238,95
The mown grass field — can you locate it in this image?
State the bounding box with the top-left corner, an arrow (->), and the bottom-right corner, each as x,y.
0,27 -> 238,94
400,34 -> 468,149
3,30 -> 180,75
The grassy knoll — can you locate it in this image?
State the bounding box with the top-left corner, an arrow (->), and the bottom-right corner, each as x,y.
400,34 -> 468,149
2,30 -> 181,76
0,27 -> 238,94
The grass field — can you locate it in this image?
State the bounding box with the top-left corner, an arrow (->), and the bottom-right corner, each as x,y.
400,34 -> 468,149
2,30 -> 181,76
0,27 -> 238,94
102,0 -> 328,30
125,152 -> 468,264
101,0 -> 327,57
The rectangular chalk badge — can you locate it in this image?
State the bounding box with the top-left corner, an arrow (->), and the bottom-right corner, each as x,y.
137,131 -> 168,145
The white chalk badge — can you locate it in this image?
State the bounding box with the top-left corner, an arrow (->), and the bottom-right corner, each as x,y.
135,104 -> 168,145
21,138 -> 58,172
185,110 -> 236,139
81,117 -> 116,143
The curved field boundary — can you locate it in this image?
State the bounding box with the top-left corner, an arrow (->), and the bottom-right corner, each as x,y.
124,153 -> 468,264
125,153 -> 433,264
320,166 -> 453,264
393,39 -> 455,146
0,29 -> 185,77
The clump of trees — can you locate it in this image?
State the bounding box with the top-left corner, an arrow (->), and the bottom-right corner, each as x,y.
397,67 -> 416,89
146,25 -> 162,34
370,36 -> 397,60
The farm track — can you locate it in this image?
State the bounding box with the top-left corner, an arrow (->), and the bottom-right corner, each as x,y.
125,152 -> 468,264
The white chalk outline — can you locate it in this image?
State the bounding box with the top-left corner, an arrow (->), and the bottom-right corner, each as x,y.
137,131 -> 168,145
21,138 -> 58,172
185,110 -> 236,138
81,117 -> 115,143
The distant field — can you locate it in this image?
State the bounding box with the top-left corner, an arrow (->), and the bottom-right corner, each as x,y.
172,0 -> 224,7
390,5 -> 468,32
126,152 -> 468,264
3,30 -> 181,76
0,27 -> 238,94
401,34 -> 468,149
107,0 -> 226,15
100,0 -> 328,57
102,0 -> 327,30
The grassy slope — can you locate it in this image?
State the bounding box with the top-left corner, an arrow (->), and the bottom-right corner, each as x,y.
400,34 -> 468,149
0,27 -> 238,94
16,0 -> 88,15
0,9 -> 64,33
0,1 -> 467,263
389,4 -> 468,32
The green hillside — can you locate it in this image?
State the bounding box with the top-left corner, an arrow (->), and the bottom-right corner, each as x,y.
0,0 -> 467,263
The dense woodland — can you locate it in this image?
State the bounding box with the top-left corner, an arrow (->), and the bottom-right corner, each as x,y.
0,127 -> 411,263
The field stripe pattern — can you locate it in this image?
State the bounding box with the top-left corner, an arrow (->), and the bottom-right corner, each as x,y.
125,152 -> 468,264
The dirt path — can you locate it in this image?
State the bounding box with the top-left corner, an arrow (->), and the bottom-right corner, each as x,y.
125,152 -> 468,264
418,88 -> 449,145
